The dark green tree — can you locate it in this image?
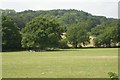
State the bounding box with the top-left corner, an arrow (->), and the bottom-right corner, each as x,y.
118,19 -> 120,46
59,38 -> 68,49
2,16 -> 21,50
21,16 -> 63,50
92,20 -> 118,47
67,23 -> 89,48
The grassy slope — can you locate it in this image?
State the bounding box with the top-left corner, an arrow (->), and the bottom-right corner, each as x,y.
2,48 -> 118,78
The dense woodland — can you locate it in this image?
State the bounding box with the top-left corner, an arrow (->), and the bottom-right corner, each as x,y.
1,9 -> 120,51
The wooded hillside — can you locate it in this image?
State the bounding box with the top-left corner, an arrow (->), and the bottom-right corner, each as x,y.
1,9 -> 119,51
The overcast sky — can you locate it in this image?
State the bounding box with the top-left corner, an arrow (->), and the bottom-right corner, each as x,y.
0,0 -> 119,18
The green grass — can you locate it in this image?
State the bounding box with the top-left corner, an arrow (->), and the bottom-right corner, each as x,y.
2,48 -> 118,78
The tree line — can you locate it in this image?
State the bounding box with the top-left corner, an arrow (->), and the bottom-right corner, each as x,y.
1,9 -> 120,51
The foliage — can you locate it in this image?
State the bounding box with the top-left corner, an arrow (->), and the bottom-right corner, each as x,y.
91,20 -> 118,47
118,19 -> 120,44
2,16 -> 21,50
59,38 -> 68,49
21,16 -> 63,50
1,9 -> 107,31
108,72 -> 119,80
67,23 -> 90,48
1,9 -> 119,50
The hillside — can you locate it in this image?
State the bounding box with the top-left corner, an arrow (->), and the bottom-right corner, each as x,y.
1,9 -> 119,50
1,9 -> 109,31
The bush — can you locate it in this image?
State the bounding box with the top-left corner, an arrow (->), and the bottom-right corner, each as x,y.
108,72 -> 119,80
59,39 -> 68,49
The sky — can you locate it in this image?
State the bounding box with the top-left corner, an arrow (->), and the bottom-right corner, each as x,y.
0,0 -> 119,18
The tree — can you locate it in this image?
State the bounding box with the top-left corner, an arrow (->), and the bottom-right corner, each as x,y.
21,16 -> 63,50
66,23 -> 89,48
2,16 -> 21,50
92,20 -> 118,47
59,38 -> 68,49
1,9 -> 16,16
118,19 -> 120,46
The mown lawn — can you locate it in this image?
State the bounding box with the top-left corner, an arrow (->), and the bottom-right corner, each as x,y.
2,48 -> 118,78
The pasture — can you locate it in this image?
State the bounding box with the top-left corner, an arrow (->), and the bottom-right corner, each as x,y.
2,48 -> 118,78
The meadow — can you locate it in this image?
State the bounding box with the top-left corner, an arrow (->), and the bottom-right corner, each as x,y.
2,48 -> 118,78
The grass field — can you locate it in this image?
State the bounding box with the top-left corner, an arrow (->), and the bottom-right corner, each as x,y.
2,48 -> 118,78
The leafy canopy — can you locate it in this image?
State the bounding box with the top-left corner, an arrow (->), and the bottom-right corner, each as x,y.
21,16 -> 63,50
2,16 -> 21,50
67,23 -> 90,48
